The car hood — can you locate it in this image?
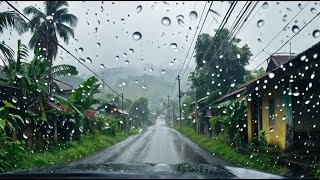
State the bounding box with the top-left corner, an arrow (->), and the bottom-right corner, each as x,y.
0,163 -> 285,179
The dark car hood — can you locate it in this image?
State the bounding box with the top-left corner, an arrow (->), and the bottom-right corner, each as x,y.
0,163 -> 238,179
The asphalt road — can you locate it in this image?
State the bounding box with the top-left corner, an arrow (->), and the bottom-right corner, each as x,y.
70,118 -> 233,166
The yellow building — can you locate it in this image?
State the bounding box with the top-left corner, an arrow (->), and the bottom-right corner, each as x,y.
245,42 -> 320,150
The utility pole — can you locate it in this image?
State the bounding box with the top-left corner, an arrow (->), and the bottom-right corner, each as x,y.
167,96 -> 170,126
195,87 -> 199,133
177,75 -> 182,128
102,72 -> 105,97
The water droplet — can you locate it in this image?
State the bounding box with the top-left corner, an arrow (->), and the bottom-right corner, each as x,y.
122,82 -> 126,86
96,43 -> 101,47
268,72 -> 275,79
129,49 -> 134,53
135,80 -> 138,83
78,47 -> 83,53
311,7 -> 317,14
313,30 -> 320,38
230,83 -> 235,87
170,43 -> 177,49
292,25 -> 300,33
12,96 -> 18,103
301,55 -> 306,61
313,53 -> 318,59
16,73 -> 23,78
123,53 -> 127,57
133,32 -> 142,40
142,85 -> 146,89
136,5 -> 142,13
189,11 -> 198,20
85,57 -> 92,63
305,100 -> 310,105
125,60 -> 129,64
58,57 -> 63,61
149,68 -> 153,72
177,19 -> 185,26
257,19 -> 264,28
176,15 -> 184,20
262,2 -> 268,9
23,133 -> 28,139
161,17 -> 171,26
170,61 -> 174,65
115,56 -> 119,60
100,64 -> 105,69
237,54 -> 241,59
162,70 -> 165,74
140,59 -> 144,63
282,15 -> 288,22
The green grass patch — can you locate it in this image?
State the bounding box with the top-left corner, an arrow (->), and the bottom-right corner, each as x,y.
174,127 -> 289,176
13,130 -> 140,172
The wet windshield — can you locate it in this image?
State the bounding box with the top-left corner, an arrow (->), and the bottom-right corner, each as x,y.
0,1 -> 320,179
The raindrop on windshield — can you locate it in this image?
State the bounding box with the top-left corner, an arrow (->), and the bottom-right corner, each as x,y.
140,59 -> 144,62
23,133 -> 28,139
311,8 -> 317,14
78,47 -> 83,53
125,60 -> 129,64
177,19 -> 185,26
150,68 -> 153,72
12,96 -> 18,103
161,17 -> 171,26
292,25 -> 300,33
16,73 -> 23,78
230,83 -> 235,87
96,43 -> 101,47
58,57 -> 63,61
257,19 -> 264,28
237,54 -> 241,59
170,43 -> 177,49
268,72 -> 275,79
100,64 -> 105,69
176,15 -> 184,20
133,32 -> 142,40
123,53 -> 127,57
282,15 -> 287,22
115,56 -> 119,60
262,2 -> 268,9
189,11 -> 198,20
136,5 -> 142,13
142,85 -> 146,89
85,57 -> 92,63
129,49 -> 134,53
313,30 -> 320,38
162,70 -> 166,74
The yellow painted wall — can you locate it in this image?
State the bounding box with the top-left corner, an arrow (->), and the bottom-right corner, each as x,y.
247,101 -> 253,142
261,90 -> 287,150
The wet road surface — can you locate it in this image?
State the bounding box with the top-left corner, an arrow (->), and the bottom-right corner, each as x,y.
70,119 -> 233,166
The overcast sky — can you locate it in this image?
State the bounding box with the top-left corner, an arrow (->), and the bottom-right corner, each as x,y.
1,1 -> 320,85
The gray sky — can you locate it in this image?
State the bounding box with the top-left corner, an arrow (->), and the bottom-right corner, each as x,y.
1,1 -> 320,87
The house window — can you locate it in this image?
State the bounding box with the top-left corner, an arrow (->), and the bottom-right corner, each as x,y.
269,99 -> 275,127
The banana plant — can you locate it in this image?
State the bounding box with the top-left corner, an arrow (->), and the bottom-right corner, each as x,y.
0,100 -> 24,132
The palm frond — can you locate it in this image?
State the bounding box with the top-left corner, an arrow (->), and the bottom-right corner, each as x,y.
0,10 -> 26,34
50,64 -> 78,77
0,42 -> 15,67
16,39 -> 29,71
59,13 -> 78,28
23,6 -> 46,19
55,23 -> 74,44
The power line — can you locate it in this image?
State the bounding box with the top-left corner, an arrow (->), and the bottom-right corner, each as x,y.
181,1 -> 238,79
170,1 -> 209,97
253,10 -> 319,70
5,1 -> 132,102
249,1 -> 310,64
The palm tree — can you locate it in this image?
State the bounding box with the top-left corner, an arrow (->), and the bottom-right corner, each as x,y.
23,1 -> 78,63
0,1 -> 26,66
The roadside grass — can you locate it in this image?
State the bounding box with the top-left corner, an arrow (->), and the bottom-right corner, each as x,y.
15,129 -> 140,172
174,127 -> 289,176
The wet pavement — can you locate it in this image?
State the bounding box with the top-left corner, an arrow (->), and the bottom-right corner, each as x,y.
70,118 -> 233,166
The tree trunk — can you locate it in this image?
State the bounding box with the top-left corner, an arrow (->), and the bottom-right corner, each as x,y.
53,119 -> 58,143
